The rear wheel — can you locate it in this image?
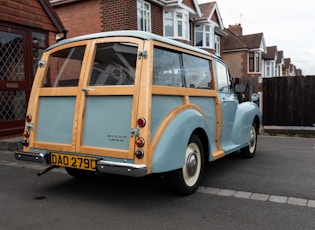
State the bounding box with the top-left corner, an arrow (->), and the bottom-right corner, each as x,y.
240,123 -> 257,158
169,134 -> 204,195
65,167 -> 95,179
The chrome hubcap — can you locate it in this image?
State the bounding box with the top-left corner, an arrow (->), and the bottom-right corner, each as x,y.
249,127 -> 256,152
186,152 -> 198,177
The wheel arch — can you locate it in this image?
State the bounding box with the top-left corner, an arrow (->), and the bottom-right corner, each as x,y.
150,109 -> 210,173
253,114 -> 261,133
193,128 -> 209,162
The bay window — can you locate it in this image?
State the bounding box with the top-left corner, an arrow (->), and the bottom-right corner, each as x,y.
195,24 -> 213,47
249,51 -> 261,73
164,9 -> 189,40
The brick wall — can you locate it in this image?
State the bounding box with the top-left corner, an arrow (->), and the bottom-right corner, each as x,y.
54,0 -> 102,38
151,2 -> 163,36
101,0 -> 137,31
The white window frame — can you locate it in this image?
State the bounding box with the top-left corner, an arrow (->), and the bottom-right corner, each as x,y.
195,23 -> 215,49
163,9 -> 189,41
215,35 -> 220,56
137,0 -> 151,32
266,62 -> 270,77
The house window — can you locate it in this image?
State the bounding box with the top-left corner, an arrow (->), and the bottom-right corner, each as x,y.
271,62 -> 275,76
249,51 -> 261,73
164,9 -> 189,40
266,62 -> 270,77
137,0 -> 151,32
195,24 -> 215,48
215,35 -> 220,55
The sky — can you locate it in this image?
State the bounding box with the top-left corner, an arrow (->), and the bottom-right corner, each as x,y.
197,0 -> 315,75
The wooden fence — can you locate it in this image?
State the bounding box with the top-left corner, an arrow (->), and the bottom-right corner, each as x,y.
235,76 -> 315,127
262,76 -> 315,126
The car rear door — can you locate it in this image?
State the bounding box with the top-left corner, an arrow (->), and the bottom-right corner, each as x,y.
33,37 -> 144,161
76,38 -> 144,160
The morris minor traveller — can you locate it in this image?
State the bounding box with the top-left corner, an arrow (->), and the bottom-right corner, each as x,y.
15,31 -> 261,195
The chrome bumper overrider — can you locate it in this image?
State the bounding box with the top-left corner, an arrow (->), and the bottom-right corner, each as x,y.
15,151 -> 147,177
97,160 -> 147,177
15,151 -> 45,163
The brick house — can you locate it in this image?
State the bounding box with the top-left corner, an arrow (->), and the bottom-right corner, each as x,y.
194,2 -> 226,57
50,0 -> 199,41
222,24 -> 303,78
50,0 -> 225,54
222,24 -> 266,78
283,58 -> 296,76
0,0 -> 64,137
262,46 -> 282,77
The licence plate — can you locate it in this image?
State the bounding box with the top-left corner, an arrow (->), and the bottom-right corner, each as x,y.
50,153 -> 97,171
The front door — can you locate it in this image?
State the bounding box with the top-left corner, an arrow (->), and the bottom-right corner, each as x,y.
0,26 -> 29,135
215,60 -> 238,152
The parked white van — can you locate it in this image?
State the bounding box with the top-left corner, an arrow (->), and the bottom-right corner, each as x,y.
15,31 -> 261,195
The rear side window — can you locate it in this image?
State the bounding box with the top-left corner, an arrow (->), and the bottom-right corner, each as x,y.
153,47 -> 212,89
89,43 -> 137,86
182,54 -> 212,89
43,46 -> 85,87
153,48 -> 183,87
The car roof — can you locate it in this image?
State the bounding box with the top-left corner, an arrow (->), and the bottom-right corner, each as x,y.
46,30 -> 215,57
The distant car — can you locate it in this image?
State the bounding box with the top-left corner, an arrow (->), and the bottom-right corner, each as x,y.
16,30 -> 262,195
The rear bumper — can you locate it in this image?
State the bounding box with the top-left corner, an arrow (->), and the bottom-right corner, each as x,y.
15,151 -> 147,177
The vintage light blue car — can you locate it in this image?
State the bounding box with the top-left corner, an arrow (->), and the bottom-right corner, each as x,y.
16,31 -> 262,195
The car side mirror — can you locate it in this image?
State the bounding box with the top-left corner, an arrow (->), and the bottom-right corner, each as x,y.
251,93 -> 260,102
235,84 -> 247,93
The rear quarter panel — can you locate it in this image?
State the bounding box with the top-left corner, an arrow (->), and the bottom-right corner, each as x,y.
150,108 -> 210,173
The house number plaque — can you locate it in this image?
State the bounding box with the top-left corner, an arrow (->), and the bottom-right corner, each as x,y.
6,83 -> 19,88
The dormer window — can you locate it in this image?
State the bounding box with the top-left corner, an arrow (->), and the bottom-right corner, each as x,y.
195,23 -> 220,55
164,9 -> 189,40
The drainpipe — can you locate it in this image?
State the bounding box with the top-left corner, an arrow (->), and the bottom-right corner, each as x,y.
57,29 -> 68,42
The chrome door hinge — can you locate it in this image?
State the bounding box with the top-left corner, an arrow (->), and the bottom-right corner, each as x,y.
138,50 -> 147,59
130,128 -> 140,136
38,60 -> 46,68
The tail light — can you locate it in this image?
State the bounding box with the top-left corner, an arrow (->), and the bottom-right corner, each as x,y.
24,114 -> 32,147
22,140 -> 29,147
135,137 -> 145,148
23,130 -> 30,138
135,118 -> 146,159
26,114 -> 32,122
137,117 -> 146,127
135,149 -> 144,159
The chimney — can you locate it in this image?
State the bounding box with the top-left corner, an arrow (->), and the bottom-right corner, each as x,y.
228,24 -> 243,36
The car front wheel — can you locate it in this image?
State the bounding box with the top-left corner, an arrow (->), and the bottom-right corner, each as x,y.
240,123 -> 257,158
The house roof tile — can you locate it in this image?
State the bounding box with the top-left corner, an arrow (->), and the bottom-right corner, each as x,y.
223,28 -> 264,51
263,46 -> 277,60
